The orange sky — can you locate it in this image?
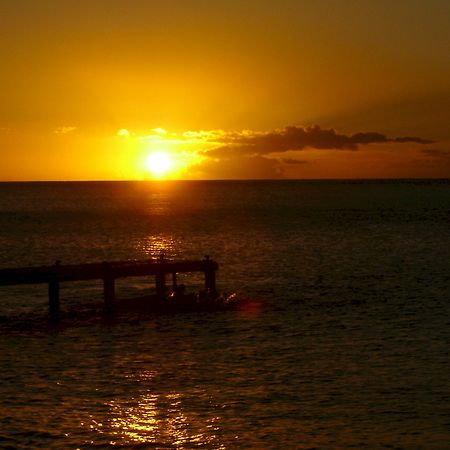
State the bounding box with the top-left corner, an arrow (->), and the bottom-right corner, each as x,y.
0,0 -> 449,180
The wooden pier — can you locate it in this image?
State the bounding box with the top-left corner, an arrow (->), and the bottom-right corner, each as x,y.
0,255 -> 218,321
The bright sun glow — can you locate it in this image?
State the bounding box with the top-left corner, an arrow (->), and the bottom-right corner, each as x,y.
145,152 -> 172,177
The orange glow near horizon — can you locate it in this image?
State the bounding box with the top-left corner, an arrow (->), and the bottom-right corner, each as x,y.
0,125 -> 446,181
0,2 -> 448,180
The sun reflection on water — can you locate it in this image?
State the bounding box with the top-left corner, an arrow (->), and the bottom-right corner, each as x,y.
108,393 -> 159,442
88,369 -> 224,447
102,390 -> 222,447
136,234 -> 178,258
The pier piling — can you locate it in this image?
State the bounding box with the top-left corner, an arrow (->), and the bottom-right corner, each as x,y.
204,256 -> 217,293
102,263 -> 115,313
205,270 -> 216,292
155,272 -> 166,300
48,277 -> 60,322
103,277 -> 115,313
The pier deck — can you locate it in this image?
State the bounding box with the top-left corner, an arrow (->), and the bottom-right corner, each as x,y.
0,255 -> 218,321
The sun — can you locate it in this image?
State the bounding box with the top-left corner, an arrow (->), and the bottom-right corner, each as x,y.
145,151 -> 172,177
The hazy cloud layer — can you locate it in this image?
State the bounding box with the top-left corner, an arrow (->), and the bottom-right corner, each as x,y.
421,148 -> 450,160
201,125 -> 434,158
278,158 -> 309,165
191,155 -> 283,179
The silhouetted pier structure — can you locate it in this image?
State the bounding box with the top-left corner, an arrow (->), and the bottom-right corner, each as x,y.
0,255 -> 218,321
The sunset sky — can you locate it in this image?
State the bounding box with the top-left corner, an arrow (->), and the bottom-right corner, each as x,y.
1,0 -> 449,180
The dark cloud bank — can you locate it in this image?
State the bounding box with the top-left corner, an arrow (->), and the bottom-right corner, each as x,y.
203,125 -> 434,158
192,125 -> 435,179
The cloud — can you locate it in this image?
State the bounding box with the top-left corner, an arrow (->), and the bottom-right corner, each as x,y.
393,136 -> 433,144
54,126 -> 77,134
201,125 -> 434,158
278,158 -> 309,165
152,127 -> 167,135
421,148 -> 450,160
117,128 -> 130,137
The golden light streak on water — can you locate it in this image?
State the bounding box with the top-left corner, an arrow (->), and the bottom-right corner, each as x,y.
107,394 -> 159,442
86,369 -> 222,447
101,391 -> 221,447
135,234 -> 177,257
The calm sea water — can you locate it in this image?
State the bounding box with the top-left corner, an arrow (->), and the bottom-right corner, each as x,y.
0,180 -> 449,449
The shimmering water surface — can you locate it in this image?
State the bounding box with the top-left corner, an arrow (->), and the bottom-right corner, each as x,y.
0,180 -> 449,449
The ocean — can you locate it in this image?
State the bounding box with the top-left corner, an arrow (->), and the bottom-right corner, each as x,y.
0,180 -> 449,449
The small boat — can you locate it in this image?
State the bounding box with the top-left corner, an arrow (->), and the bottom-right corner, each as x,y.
115,288 -> 240,315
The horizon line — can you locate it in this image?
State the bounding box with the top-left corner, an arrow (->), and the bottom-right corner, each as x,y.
1,177 -> 449,183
